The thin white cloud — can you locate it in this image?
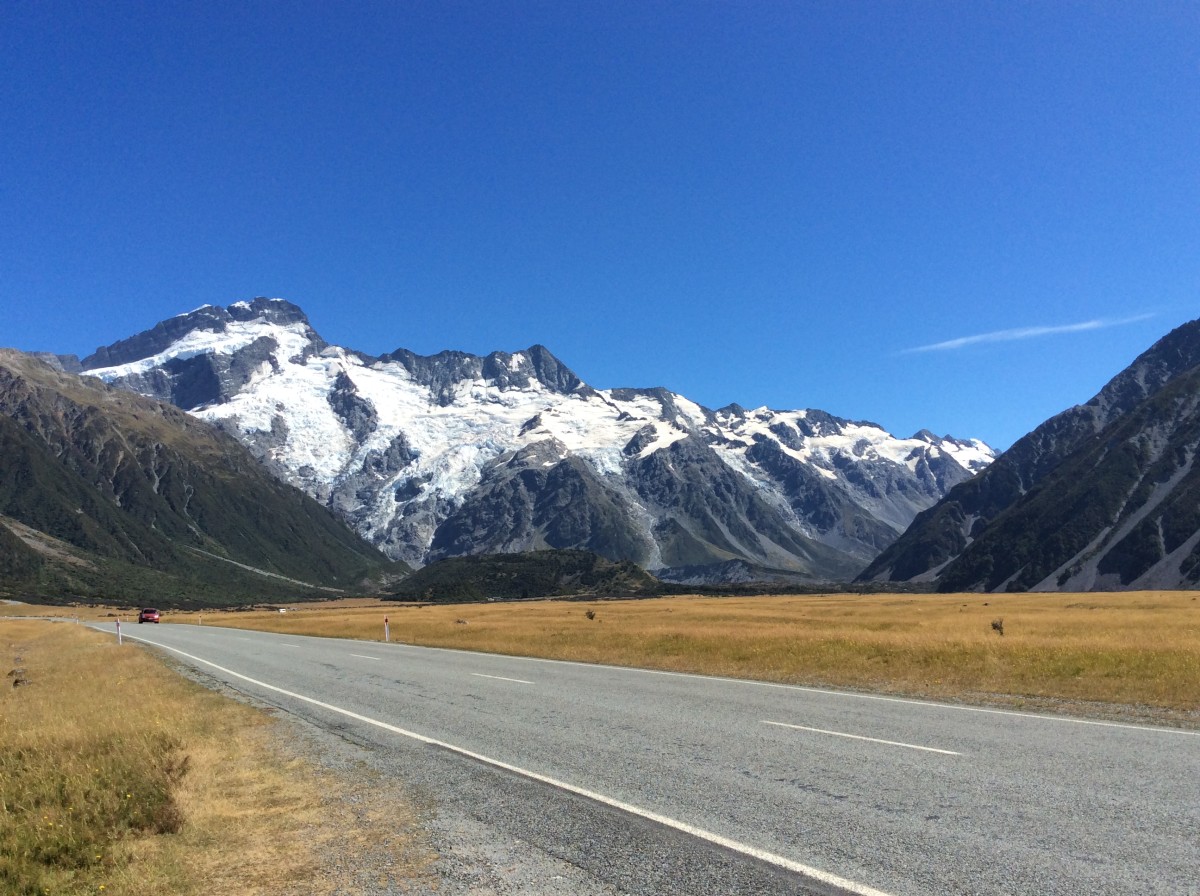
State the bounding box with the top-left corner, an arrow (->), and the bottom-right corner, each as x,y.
902,313 -> 1157,354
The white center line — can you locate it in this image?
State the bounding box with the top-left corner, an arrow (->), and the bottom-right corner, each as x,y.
116,633 -> 895,896
349,654 -> 381,661
763,721 -> 962,756
471,672 -> 533,684
422,644 -> 1196,736
155,626 -> 1194,737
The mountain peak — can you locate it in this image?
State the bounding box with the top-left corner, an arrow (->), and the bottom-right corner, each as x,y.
82,298 -> 320,370
482,344 -> 590,395
228,297 -> 312,326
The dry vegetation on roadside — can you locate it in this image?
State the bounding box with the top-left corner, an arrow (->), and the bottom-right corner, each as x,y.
179,591 -> 1200,723
0,620 -> 432,896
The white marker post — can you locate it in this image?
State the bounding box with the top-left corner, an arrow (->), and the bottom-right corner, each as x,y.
384,616 -> 390,643
115,618 -> 122,646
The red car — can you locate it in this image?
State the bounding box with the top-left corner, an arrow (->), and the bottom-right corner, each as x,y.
138,608 -> 160,624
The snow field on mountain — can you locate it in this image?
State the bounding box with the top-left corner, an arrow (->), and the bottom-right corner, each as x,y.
85,301 -> 998,574
94,316 -> 297,378
93,314 -> 989,515
341,353 -> 691,506
713,406 -> 991,477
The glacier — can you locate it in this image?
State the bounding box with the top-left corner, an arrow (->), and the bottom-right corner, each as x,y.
83,298 -> 995,582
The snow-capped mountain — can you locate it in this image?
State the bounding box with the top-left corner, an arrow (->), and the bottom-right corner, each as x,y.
78,298 -> 994,581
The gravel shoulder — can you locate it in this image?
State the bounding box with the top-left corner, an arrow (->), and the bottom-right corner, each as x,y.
183,661 -> 837,896
181,663 -> 628,896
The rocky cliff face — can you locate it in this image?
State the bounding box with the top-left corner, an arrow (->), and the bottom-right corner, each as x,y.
80,299 -> 994,582
859,318 -> 1200,591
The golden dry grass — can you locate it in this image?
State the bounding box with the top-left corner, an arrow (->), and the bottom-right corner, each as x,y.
0,619 -> 432,896
176,591 -> 1200,720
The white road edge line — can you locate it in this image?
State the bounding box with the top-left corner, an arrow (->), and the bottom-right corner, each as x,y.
122,634 -> 894,896
349,654 -> 381,661
764,721 -> 962,756
471,673 -> 533,684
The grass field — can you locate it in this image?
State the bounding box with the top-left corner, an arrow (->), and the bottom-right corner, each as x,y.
144,590 -> 1200,724
0,619 -> 430,896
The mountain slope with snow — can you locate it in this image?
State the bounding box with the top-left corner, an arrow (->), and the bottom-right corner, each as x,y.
81,298 -> 994,581
0,347 -> 403,605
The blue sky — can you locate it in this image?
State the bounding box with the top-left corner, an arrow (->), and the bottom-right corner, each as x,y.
3,2 -> 1197,449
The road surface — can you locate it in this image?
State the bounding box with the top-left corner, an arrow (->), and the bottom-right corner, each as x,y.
101,622 -> 1199,896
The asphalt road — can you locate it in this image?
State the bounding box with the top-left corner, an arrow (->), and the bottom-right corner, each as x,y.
100,622 -> 1199,896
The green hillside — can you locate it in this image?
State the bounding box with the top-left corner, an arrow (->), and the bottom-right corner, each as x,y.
388,549 -> 663,602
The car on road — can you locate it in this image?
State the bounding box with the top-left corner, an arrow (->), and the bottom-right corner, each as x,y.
138,607 -> 160,624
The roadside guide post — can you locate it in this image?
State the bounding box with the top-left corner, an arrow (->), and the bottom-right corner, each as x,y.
115,618 -> 122,646
384,616 -> 390,642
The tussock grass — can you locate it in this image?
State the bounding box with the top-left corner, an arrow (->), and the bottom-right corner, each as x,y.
187,592 -> 1200,720
0,622 -> 189,895
0,620 -> 431,895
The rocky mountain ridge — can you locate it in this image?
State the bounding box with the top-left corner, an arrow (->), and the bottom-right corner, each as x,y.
859,317 -> 1200,591
76,298 -> 995,582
